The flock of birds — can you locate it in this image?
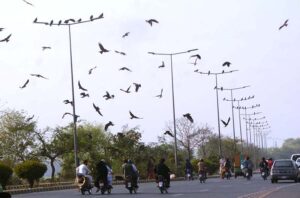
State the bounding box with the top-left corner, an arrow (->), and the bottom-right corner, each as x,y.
1,1 -> 290,137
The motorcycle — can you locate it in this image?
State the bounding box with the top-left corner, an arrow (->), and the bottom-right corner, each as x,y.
96,179 -> 112,195
260,168 -> 268,180
157,175 -> 169,194
185,169 -> 193,180
199,171 -> 206,183
76,175 -> 93,195
243,168 -> 251,180
224,168 -> 231,180
125,175 -> 138,194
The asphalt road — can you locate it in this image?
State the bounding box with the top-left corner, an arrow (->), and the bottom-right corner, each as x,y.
13,175 -> 300,198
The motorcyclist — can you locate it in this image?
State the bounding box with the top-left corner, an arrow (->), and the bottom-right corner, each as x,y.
197,158 -> 207,179
123,159 -> 139,188
185,159 -> 193,180
259,157 -> 269,175
224,158 -> 232,178
242,156 -> 253,177
154,158 -> 171,188
267,158 -> 273,170
76,159 -> 93,187
95,159 -> 108,192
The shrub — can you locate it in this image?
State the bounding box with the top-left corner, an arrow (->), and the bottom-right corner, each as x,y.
0,163 -> 13,189
14,160 -> 47,188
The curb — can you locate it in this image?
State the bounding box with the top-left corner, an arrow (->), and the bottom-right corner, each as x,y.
4,175 -> 220,195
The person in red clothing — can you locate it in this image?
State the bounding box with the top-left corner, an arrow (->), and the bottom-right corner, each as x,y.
267,158 -> 273,169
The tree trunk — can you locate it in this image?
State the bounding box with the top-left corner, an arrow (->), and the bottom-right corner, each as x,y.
50,158 -> 56,182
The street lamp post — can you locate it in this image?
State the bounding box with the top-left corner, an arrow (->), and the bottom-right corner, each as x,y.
223,95 -> 254,153
217,85 -> 250,152
148,48 -> 198,173
195,70 -> 238,157
238,108 -> 261,152
33,14 -> 104,167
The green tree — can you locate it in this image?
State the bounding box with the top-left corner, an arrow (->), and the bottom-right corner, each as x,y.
14,160 -> 47,188
0,162 -> 13,189
34,127 -> 73,181
0,109 -> 37,164
59,123 -> 112,179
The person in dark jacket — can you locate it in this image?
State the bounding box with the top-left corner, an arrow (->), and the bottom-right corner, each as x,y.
154,158 -> 171,188
185,159 -> 193,180
123,159 -> 139,188
95,159 -> 108,192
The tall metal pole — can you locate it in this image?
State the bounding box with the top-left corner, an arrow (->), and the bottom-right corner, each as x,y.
237,101 -> 243,153
244,109 -> 249,151
148,48 -> 198,174
170,54 -> 178,172
195,69 -> 238,158
68,25 -> 79,167
215,75 -> 222,157
33,14 -> 104,168
230,90 -> 236,152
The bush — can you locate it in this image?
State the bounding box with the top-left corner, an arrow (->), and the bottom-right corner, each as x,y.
14,160 -> 47,188
0,163 -> 13,189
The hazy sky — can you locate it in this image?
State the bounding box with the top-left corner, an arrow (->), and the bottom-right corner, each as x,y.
0,0 -> 299,147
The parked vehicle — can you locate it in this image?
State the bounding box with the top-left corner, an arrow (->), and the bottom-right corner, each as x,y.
270,159 -> 299,183
291,154 -> 300,162
296,158 -> 300,168
157,175 -> 168,194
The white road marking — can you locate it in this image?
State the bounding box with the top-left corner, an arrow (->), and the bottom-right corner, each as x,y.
237,183 -> 298,198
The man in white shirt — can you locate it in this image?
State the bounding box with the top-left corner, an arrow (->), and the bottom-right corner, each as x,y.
76,160 -> 93,186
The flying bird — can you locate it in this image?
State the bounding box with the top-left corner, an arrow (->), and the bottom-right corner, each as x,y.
129,111 -> 142,119
0,34 -> 12,42
104,121 -> 114,131
20,79 -> 29,89
158,61 -> 165,68
80,92 -> 89,98
183,113 -> 194,123
0,28 -> 4,31
30,74 -> 48,79
115,50 -> 126,55
155,89 -> 163,98
122,32 -> 130,38
63,99 -> 73,106
62,112 -> 79,120
42,46 -> 51,50
222,61 -> 231,67
26,115 -> 34,122
119,67 -> 132,72
22,0 -> 34,6
120,85 -> 131,93
103,91 -> 114,100
88,66 -> 97,75
221,117 -> 231,127
279,19 -> 288,30
164,130 -> 174,137
133,83 -> 141,92
78,81 -> 88,91
146,19 -> 159,26
98,42 -> 109,54
93,103 -> 103,116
